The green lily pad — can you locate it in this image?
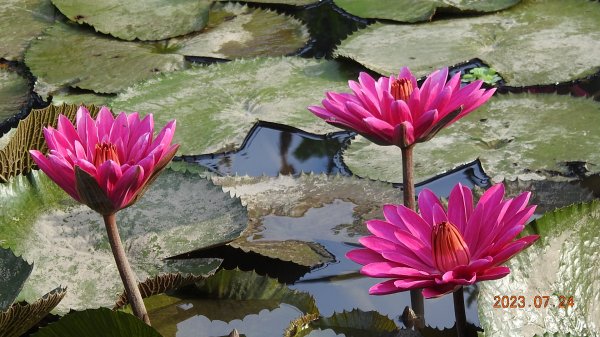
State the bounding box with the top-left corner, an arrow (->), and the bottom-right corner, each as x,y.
0,104 -> 100,183
231,0 -> 317,5
170,2 -> 309,59
146,269 -> 318,337
310,309 -> 401,337
343,93 -> 600,183
0,0 -> 57,61
334,0 -> 600,86
31,308 -> 162,337
112,57 -> 355,155
333,0 -> 520,22
0,69 -> 29,129
0,169 -> 247,311
0,287 -> 67,337
50,89 -> 114,107
477,200 -> 600,336
0,247 -> 33,311
25,23 -> 185,94
212,173 -> 402,267
51,0 -> 211,41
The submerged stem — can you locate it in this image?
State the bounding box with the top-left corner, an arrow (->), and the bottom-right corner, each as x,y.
401,145 -> 424,328
453,287 -> 467,337
103,214 -> 151,325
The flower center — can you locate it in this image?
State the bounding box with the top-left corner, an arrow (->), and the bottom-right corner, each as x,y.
431,221 -> 471,272
93,142 -> 120,166
390,78 -> 413,101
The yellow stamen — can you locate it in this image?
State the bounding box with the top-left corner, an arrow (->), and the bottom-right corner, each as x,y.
391,78 -> 414,101
94,142 -> 120,166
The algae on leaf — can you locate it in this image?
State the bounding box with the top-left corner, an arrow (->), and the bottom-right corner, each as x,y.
335,0 -> 600,86
343,93 -> 600,183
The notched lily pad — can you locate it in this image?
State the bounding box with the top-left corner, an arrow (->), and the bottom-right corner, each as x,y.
51,0 -> 211,41
478,201 -> 600,336
170,2 -> 309,59
310,309 -> 401,337
111,57 -> 355,155
335,0 -> 600,86
212,174 -> 402,267
25,23 -> 185,94
0,169 -> 247,311
0,68 -> 29,131
333,0 -> 520,22
0,247 -> 33,311
0,104 -> 100,183
344,93 -> 600,183
0,0 -> 58,60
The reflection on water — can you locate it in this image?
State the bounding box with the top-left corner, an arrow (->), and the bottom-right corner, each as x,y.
180,121 -> 353,176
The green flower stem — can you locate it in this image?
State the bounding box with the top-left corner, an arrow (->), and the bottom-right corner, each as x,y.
453,287 -> 467,337
103,214 -> 151,325
402,145 -> 425,328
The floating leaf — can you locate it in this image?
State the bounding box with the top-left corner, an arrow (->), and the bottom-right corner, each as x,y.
334,0 -> 600,86
50,89 -> 113,107
310,309 -> 401,337
30,308 -> 162,337
232,0 -> 316,5
0,69 -> 29,130
25,23 -> 185,94
0,287 -> 66,337
111,57 -> 355,155
0,0 -> 57,60
51,0 -> 211,41
0,104 -> 100,183
0,247 -> 33,311
343,93 -> 600,183
333,0 -> 520,22
477,201 -> 600,336
0,169 -> 247,311
212,174 -> 402,267
170,3 -> 309,59
114,273 -> 204,309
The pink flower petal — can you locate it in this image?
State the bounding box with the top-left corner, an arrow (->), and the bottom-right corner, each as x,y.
346,248 -> 387,265
447,183 -> 473,233
369,279 -> 402,295
95,106 -> 115,142
421,284 -> 458,298
417,188 -> 443,226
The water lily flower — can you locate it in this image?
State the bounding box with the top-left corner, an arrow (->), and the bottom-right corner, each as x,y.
347,183 -> 539,298
30,106 -> 179,215
308,67 -> 495,148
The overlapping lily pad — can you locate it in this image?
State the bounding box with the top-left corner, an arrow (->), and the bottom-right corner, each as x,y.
0,0 -> 57,60
0,169 -> 247,311
477,200 -> 600,336
212,173 -> 402,267
309,309 -> 402,337
0,68 -> 29,129
334,0 -> 600,86
25,23 -> 186,93
50,89 -> 113,107
333,0 -> 520,22
51,0 -> 211,41
112,57 -> 355,155
343,93 -> 600,183
234,0 -> 317,5
170,2 -> 309,59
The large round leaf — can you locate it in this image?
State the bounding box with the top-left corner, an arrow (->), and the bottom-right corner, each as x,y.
0,0 -> 57,61
170,2 -> 309,59
333,0 -> 520,22
477,201 -> 600,336
0,68 -> 29,130
343,93 -> 600,183
25,23 -> 185,93
334,0 -> 600,86
31,308 -> 162,337
0,169 -> 247,311
0,247 -> 33,311
51,0 -> 211,41
111,57 -> 355,155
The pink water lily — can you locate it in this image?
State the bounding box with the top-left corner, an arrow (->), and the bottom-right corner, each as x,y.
30,106 -> 179,215
347,183 -> 539,298
308,67 -> 495,148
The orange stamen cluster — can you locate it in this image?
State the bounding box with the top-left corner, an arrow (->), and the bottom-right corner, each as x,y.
94,142 -> 120,166
432,221 -> 471,272
391,78 -> 413,101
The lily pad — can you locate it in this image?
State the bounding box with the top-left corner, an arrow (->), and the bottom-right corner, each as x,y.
0,0 -> 57,61
212,174 -> 402,267
232,0 -> 317,5
31,308 -> 162,337
111,57 -> 355,155
333,0 -> 520,22
477,200 -> 600,336
0,247 -> 33,311
310,309 -> 401,337
25,23 -> 185,93
0,69 -> 29,131
334,0 -> 600,86
51,0 -> 211,41
0,104 -> 101,183
50,89 -> 114,107
0,169 -> 247,311
170,2 -> 309,59
343,93 -> 600,183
